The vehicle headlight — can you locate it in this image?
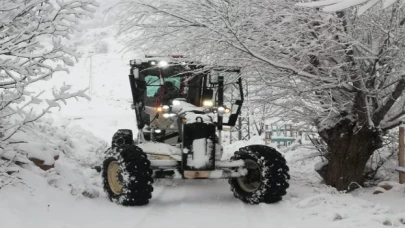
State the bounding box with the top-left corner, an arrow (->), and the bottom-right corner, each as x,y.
158,61 -> 169,68
203,100 -> 214,107
162,105 -> 170,111
163,113 -> 176,119
154,129 -> 162,133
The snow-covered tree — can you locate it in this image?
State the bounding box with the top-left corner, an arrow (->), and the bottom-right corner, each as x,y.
0,0 -> 98,169
298,0 -> 404,15
114,0 -> 405,190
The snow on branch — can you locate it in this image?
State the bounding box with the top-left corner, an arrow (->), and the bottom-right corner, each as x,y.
297,0 -> 404,15
113,0 -> 405,133
0,0 -> 98,158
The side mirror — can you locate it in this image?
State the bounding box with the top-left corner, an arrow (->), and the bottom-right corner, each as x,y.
202,89 -> 213,100
228,114 -> 238,126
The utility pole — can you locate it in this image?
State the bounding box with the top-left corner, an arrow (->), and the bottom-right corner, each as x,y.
88,52 -> 95,95
89,55 -> 93,95
399,124 -> 405,184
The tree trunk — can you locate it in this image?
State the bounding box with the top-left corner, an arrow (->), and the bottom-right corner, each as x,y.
319,119 -> 382,191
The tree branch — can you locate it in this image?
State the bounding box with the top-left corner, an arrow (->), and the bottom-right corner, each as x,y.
373,76 -> 405,124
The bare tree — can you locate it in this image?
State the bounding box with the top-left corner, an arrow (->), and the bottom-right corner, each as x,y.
250,103 -> 284,136
0,0 -> 98,175
113,0 -> 405,191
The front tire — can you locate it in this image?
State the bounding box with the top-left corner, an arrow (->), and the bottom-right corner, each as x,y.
229,145 -> 290,204
112,129 -> 133,149
102,145 -> 154,206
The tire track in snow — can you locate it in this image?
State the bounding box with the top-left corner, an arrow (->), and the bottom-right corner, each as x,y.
135,180 -> 253,228
240,200 -> 297,228
244,203 -> 281,228
236,200 -> 252,228
133,180 -> 187,228
129,184 -> 168,228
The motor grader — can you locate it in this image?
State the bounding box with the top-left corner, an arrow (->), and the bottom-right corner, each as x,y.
102,56 -> 290,206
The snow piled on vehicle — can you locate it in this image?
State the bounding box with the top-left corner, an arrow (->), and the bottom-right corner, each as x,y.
138,142 -> 181,156
190,138 -> 209,168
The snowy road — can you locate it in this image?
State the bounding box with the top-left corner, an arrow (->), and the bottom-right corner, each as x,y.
2,95 -> 405,228
3,166 -> 404,228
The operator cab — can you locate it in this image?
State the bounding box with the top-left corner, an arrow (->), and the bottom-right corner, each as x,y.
129,56 -> 243,143
140,60 -> 203,107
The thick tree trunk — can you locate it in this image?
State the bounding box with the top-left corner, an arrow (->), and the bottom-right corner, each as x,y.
319,119 -> 382,191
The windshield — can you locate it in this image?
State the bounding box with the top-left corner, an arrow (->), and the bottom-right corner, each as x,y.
143,75 -> 183,106
145,75 -> 181,97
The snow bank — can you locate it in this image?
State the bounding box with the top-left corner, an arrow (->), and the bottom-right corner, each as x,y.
2,117 -> 107,201
7,117 -> 106,167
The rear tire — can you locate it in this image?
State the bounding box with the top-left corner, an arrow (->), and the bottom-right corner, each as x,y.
229,145 -> 290,204
102,145 -> 154,206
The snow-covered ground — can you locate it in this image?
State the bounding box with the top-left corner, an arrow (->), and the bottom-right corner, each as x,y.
2,3 -> 405,227
2,99 -> 405,227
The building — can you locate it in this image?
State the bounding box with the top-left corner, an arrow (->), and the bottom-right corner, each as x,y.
263,118 -> 315,147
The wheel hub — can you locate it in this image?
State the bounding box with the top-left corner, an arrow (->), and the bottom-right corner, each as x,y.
236,159 -> 262,193
107,161 -> 123,195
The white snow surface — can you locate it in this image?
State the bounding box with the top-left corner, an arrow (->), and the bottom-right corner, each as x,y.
2,106 -> 405,228
2,6 -> 405,227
